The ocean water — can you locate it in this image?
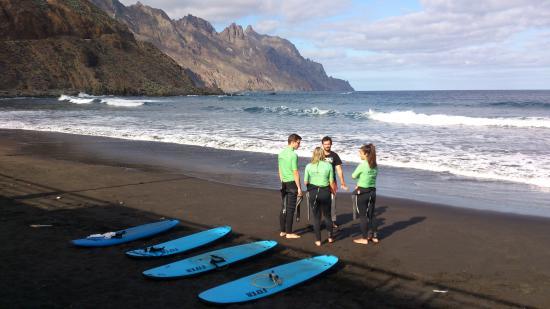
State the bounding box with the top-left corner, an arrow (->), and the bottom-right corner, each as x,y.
1,91 -> 549,217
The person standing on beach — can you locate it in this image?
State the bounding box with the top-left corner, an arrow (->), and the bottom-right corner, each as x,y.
321,136 -> 348,228
351,144 -> 379,245
304,147 -> 336,246
278,133 -> 303,239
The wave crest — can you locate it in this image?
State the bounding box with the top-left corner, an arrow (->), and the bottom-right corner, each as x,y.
58,93 -> 151,107
487,101 -> 550,109
366,109 -> 550,129
243,105 -> 336,117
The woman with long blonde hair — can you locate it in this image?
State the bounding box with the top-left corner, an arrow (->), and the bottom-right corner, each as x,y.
304,147 -> 336,246
351,144 -> 379,245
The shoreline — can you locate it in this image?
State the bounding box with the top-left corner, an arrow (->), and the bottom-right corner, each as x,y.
2,128 -> 550,307
1,128 -> 549,219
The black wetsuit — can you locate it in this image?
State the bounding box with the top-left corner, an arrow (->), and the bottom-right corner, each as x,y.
308,184 -> 332,241
324,151 -> 342,223
280,181 -> 298,233
355,187 -> 377,238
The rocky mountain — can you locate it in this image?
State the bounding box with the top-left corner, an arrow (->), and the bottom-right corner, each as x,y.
90,0 -> 354,92
0,0 -> 218,97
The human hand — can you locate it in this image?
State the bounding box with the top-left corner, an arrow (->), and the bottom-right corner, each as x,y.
341,183 -> 349,191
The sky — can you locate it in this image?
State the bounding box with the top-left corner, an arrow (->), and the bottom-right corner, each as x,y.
119,0 -> 550,91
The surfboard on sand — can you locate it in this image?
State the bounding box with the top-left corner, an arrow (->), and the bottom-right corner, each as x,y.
71,219 -> 179,247
198,255 -> 338,304
143,240 -> 277,279
125,225 -> 231,258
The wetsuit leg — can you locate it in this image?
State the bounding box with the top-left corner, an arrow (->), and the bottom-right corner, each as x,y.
330,194 -> 337,222
279,183 -> 287,232
366,190 -> 377,238
284,182 -> 298,233
318,188 -> 333,239
357,192 -> 369,239
310,188 -> 321,241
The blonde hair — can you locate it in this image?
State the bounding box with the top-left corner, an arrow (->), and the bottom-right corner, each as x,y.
311,146 -> 325,164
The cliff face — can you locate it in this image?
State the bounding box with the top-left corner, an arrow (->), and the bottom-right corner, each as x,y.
90,0 -> 354,92
0,0 -> 217,97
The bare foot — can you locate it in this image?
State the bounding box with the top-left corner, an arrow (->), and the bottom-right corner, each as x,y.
279,232 -> 286,237
328,238 -> 334,243
353,238 -> 369,245
285,233 -> 301,239
370,237 -> 379,244
315,241 -> 321,246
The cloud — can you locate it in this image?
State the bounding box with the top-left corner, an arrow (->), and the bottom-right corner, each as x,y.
306,0 -> 550,53
117,0 -> 550,89
254,19 -> 280,34
119,0 -> 350,25
301,48 -> 347,61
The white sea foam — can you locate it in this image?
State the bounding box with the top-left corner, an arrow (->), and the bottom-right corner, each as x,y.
378,157 -> 550,189
98,98 -> 145,107
58,94 -> 95,104
366,109 -> 550,129
243,105 -> 336,116
58,93 -> 154,107
2,114 -> 548,189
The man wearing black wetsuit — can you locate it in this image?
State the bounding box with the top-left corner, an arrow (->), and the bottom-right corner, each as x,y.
322,136 -> 348,228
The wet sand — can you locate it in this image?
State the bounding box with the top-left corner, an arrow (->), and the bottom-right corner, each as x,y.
1,129 -> 550,308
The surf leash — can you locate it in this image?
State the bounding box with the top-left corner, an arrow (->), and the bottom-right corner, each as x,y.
251,271 -> 283,288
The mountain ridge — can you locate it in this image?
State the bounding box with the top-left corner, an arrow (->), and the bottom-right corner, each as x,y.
90,0 -> 354,92
0,0 -> 219,97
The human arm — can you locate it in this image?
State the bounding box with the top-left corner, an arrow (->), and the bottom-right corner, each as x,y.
335,164 -> 348,191
351,163 -> 361,179
293,170 -> 303,196
351,164 -> 361,191
291,154 -> 302,196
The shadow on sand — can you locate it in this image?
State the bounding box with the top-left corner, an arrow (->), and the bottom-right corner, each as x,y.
0,172 -> 531,308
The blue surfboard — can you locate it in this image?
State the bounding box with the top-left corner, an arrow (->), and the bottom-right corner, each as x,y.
125,225 -> 231,258
198,255 -> 338,304
143,240 -> 277,279
71,219 -> 179,247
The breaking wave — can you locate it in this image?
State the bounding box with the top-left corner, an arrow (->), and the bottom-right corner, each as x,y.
243,105 -> 336,117
365,110 -> 550,129
58,93 -> 155,107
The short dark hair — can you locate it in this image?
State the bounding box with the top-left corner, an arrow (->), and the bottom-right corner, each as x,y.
321,136 -> 332,144
288,133 -> 302,144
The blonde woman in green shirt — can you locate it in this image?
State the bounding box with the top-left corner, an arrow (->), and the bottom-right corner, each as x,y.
304,147 -> 336,246
351,144 -> 379,245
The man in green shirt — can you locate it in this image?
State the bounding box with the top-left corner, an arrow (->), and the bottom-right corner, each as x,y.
278,133 -> 303,239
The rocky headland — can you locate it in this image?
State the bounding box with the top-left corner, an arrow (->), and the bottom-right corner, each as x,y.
90,0 -> 354,92
0,0 -> 219,97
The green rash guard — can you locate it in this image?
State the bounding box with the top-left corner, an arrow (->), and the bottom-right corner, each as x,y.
352,161 -> 378,188
304,161 -> 333,187
278,146 -> 298,182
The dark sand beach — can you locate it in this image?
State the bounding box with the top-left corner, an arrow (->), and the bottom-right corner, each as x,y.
1,129 -> 550,308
